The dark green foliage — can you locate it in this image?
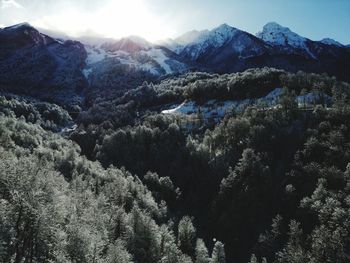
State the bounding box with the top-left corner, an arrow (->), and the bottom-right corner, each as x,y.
0,113 -> 194,262
177,216 -> 196,256
0,95 -> 72,131
195,239 -> 210,263
211,241 -> 226,263
3,68 -> 350,263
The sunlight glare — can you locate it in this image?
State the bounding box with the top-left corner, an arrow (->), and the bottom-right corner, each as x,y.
32,0 -> 174,41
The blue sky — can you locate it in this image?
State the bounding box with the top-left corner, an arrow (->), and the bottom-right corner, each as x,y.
0,0 -> 349,43
147,0 -> 350,43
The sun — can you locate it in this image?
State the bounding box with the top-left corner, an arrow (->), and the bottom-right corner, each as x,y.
33,0 -> 174,42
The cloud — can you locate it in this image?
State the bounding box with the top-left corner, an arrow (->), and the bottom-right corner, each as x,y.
1,0 -> 24,9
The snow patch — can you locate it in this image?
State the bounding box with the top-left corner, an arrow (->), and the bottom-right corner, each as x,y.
85,45 -> 109,64
296,91 -> 332,106
82,68 -> 93,78
142,48 -> 172,74
162,88 -> 331,121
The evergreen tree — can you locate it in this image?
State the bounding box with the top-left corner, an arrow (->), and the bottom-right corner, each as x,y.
195,239 -> 210,263
178,216 -> 196,256
211,241 -> 226,263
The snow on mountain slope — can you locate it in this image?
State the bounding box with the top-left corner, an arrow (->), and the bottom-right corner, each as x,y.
161,100 -> 249,118
82,37 -> 188,81
179,24 -> 241,60
85,45 -> 109,64
142,48 -> 172,74
161,88 -> 285,118
162,88 -> 331,124
256,22 -> 316,58
320,38 -> 343,47
256,22 -> 306,46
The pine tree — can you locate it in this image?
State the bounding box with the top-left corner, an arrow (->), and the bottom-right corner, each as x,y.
211,241 -> 226,263
106,240 -> 133,263
178,216 -> 196,256
195,239 -> 210,263
249,254 -> 258,263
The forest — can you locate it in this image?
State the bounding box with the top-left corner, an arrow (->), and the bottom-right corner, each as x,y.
2,67 -> 350,262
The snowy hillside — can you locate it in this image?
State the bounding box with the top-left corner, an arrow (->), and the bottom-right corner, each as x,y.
82,38 -> 188,79
256,22 -> 316,58
162,88 -> 332,123
177,24 -> 241,60
320,38 -> 343,47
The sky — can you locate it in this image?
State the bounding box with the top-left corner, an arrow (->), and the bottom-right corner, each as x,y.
0,0 -> 349,43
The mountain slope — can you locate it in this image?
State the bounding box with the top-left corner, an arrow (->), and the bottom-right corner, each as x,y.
1,22 -> 350,108
0,23 -> 87,107
256,22 -> 316,58
167,22 -> 350,80
0,23 -> 190,105
82,36 -> 190,90
173,24 -> 269,72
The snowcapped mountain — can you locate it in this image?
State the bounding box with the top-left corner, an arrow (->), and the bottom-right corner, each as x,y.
320,38 -> 343,47
1,21 -> 350,107
256,22 -> 317,58
0,23 -> 55,47
179,24 -> 241,60
81,36 -> 189,90
164,24 -> 270,73
160,21 -> 350,79
0,22 -> 189,100
256,22 -> 307,48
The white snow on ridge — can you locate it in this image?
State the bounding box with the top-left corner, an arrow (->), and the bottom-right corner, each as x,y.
161,99 -> 252,120
161,99 -> 250,119
83,43 -> 187,78
320,38 -> 343,47
256,22 -> 316,58
5,22 -> 30,30
85,45 -> 109,64
162,88 -> 284,117
162,88 -> 331,120
180,24 -> 239,59
256,22 -> 306,47
141,48 -> 173,74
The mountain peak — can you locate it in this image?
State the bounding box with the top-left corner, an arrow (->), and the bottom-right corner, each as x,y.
0,22 -> 57,47
100,36 -> 152,53
216,23 -> 231,30
262,22 -> 286,31
320,38 -> 343,47
213,23 -> 237,34
126,35 -> 151,48
3,22 -> 34,31
256,21 -> 307,48
205,23 -> 238,43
